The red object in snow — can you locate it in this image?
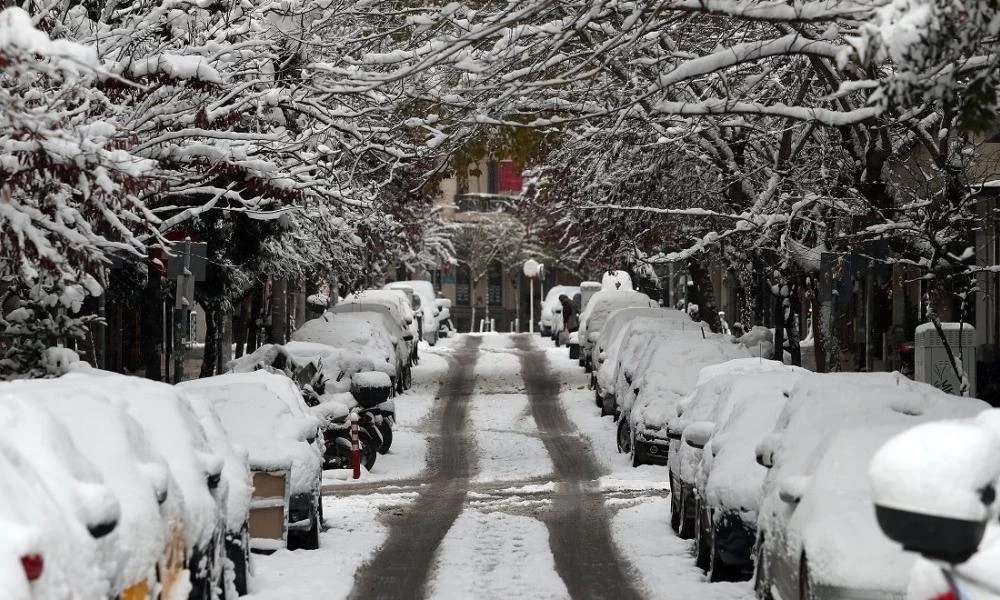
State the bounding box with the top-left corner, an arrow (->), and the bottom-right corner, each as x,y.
350,413 -> 361,479
21,554 -> 43,581
931,592 -> 959,600
498,161 -> 523,194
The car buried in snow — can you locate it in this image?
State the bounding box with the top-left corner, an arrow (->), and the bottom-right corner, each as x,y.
24,383 -> 190,599
385,280 -> 441,346
668,359 -> 805,540
617,331 -> 750,469
329,296 -> 414,392
689,369 -> 808,581
293,311 -> 401,393
180,371 -> 325,552
576,289 -> 658,372
592,308 -> 692,416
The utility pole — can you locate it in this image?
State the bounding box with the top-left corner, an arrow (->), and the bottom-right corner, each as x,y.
166,238 -> 207,383
173,240 -> 193,383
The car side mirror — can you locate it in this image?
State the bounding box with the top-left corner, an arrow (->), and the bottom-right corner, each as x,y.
683,421 -> 715,449
755,434 -> 779,468
778,475 -> 809,504
403,333 -> 414,342
666,421 -> 683,441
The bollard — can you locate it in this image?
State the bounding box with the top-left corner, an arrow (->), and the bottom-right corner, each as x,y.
350,413 -> 361,479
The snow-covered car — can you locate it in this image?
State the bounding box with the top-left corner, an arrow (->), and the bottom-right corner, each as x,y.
187,394 -> 253,596
180,371 -> 324,551
0,393 -> 121,598
754,373 -> 988,600
539,285 -> 580,337
619,332 -> 750,468
25,383 -> 189,599
90,373 -> 229,599
870,411 -> 1000,600
592,308 -> 691,413
293,311 -> 399,390
386,280 -> 441,345
690,369 -> 809,581
330,298 -> 413,391
0,439 -> 112,600
228,341 -> 376,394
668,359 -> 806,539
577,289 -> 658,371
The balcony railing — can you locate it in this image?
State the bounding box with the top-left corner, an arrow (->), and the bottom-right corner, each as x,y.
454,193 -> 518,213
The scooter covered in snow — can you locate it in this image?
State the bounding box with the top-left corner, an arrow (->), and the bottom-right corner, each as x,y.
304,370 -> 395,471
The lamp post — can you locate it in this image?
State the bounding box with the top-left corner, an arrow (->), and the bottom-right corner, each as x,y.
523,259 -> 540,334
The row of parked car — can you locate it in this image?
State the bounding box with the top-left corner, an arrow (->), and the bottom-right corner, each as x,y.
557,279 -> 1000,599
0,280 -> 447,599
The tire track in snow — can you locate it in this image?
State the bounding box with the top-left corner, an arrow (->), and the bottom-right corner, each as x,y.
514,335 -> 645,600
349,335 -> 481,600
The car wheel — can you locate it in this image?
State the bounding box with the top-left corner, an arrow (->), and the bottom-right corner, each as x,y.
695,500 -> 710,571
377,420 -> 393,454
299,513 -> 321,550
678,488 -> 695,539
670,493 -> 681,532
360,430 -> 378,471
799,554 -> 813,600
754,535 -> 773,600
595,389 -> 602,408
630,435 -> 643,468
617,419 -> 631,454
226,526 -> 250,595
600,395 -> 615,417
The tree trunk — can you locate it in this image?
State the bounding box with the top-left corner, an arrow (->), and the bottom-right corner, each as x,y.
688,258 -> 722,332
270,278 -> 288,344
233,298 -> 248,359
141,266 -> 163,381
811,293 -> 827,372
200,308 -> 219,378
218,310 -> 232,373
772,295 -> 785,363
786,292 -> 802,367
247,287 -> 264,353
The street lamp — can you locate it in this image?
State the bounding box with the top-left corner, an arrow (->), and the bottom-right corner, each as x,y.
523,259 -> 540,333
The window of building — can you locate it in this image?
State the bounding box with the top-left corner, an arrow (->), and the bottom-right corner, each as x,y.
488,261 -> 503,306
456,266 -> 471,306
498,160 -> 523,194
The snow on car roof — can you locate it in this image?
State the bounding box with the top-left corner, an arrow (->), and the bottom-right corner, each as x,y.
597,316 -> 697,397
670,361 -> 806,485
597,308 -> 691,357
628,333 -> 751,430
56,370 -> 225,550
180,371 -> 322,496
293,312 -> 395,375
765,372 -> 989,490
578,290 -> 656,338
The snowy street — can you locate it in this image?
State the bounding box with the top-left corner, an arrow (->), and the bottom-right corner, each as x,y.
246,334 -> 752,600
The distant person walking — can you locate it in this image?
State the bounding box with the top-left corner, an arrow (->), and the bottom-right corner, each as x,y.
557,294 -> 579,346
